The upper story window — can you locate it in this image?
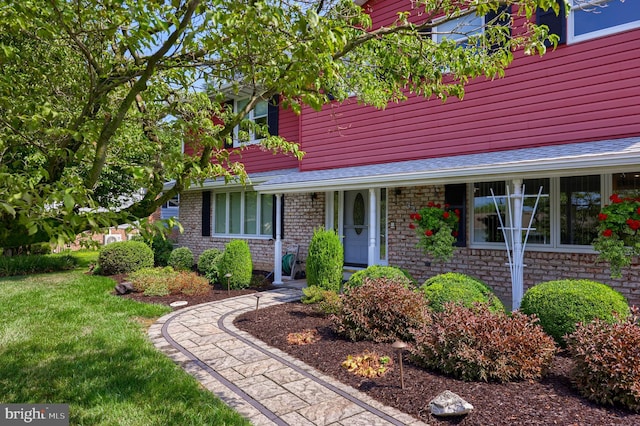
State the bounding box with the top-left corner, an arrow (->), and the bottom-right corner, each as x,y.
432,13 -> 484,46
569,0 -> 640,43
234,99 -> 269,146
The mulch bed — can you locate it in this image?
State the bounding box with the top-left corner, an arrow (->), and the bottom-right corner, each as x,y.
111,279 -> 640,425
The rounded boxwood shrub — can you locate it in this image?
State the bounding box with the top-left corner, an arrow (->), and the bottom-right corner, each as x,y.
409,304 -> 557,383
520,279 -> 630,346
419,272 -> 504,313
333,277 -> 430,343
197,248 -> 223,284
566,308 -> 640,412
98,241 -> 154,275
218,240 -> 252,289
306,228 -> 343,292
168,247 -> 194,271
345,265 -> 413,290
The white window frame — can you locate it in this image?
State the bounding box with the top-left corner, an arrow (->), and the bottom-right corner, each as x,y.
213,190 -> 273,238
233,99 -> 268,147
568,0 -> 640,44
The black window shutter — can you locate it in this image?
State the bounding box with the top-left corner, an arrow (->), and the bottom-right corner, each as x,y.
485,5 -> 512,52
536,0 -> 566,46
267,95 -> 279,136
445,184 -> 466,247
223,100 -> 234,149
202,191 -> 211,237
271,195 -> 284,239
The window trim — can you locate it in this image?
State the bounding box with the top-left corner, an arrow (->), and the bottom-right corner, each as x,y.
212,190 -> 273,238
568,0 -> 640,44
431,11 -> 485,46
233,98 -> 269,147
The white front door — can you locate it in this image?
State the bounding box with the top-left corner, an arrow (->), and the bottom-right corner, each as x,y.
343,190 -> 368,267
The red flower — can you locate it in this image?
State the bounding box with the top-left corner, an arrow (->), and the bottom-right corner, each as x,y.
603,229 -> 613,237
444,203 -> 450,208
414,213 -> 421,221
636,207 -> 640,215
454,209 -> 461,216
427,201 -> 434,207
435,203 -> 441,208
425,230 -> 433,237
409,223 -> 416,229
627,219 -> 640,231
443,212 -> 450,219
598,213 -> 608,221
610,194 -> 623,204
452,231 -> 459,237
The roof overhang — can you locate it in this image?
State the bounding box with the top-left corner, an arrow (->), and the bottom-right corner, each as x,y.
164,169 -> 300,193
255,137 -> 640,194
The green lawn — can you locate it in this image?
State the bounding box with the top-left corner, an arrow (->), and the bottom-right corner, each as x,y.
0,253 -> 249,426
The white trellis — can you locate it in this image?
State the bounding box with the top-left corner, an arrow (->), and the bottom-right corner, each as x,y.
490,179 -> 547,310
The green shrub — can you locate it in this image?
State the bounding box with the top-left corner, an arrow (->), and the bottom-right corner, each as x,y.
0,253 -> 77,277
218,240 -> 252,289
409,304 -> 556,383
419,272 -> 504,313
333,278 -> 430,343
168,247 -> 194,271
301,286 -> 342,315
345,265 -> 413,290
129,267 -> 177,294
566,308 -> 640,412
197,248 -> 223,284
97,241 -> 154,275
520,279 -> 630,346
150,235 -> 174,266
306,228 -> 343,292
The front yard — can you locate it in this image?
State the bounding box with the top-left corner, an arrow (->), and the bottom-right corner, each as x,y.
0,254 -> 249,426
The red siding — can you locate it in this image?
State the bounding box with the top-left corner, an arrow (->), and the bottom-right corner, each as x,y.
298,2 -> 640,171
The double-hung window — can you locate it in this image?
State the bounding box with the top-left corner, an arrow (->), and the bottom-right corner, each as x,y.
234,99 -> 269,146
214,190 -> 273,237
569,0 -> 640,43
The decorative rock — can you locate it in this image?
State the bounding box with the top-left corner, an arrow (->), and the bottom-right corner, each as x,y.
169,301 -> 188,307
429,390 -> 474,417
115,281 -> 134,295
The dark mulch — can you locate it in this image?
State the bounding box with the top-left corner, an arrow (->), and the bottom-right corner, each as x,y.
111,279 -> 640,426
233,302 -> 640,426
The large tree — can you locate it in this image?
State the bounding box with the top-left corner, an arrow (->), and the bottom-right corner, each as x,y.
0,0 -> 562,248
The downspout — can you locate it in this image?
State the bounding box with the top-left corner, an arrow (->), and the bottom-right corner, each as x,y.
368,188 -> 376,266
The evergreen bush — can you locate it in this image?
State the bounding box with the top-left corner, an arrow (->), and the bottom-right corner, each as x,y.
409,304 -> 556,383
333,277 -> 430,343
218,240 -> 253,289
520,279 -> 629,346
306,228 -> 343,292
345,265 -> 413,289
150,235 -> 174,266
168,247 -> 194,271
98,241 -> 154,275
419,272 -> 504,313
197,248 -> 223,284
566,307 -> 640,412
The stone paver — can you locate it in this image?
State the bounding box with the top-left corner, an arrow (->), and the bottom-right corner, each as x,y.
149,286 -> 428,426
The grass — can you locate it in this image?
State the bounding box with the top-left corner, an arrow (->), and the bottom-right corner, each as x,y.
0,251 -> 250,426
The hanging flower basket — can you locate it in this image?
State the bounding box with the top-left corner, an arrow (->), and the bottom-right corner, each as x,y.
592,194 -> 640,278
410,202 -> 460,262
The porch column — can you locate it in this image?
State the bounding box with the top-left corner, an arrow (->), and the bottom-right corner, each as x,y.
273,193 -> 283,285
368,188 -> 376,266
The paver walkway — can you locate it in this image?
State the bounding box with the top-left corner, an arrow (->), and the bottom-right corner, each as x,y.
149,287 -> 428,426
